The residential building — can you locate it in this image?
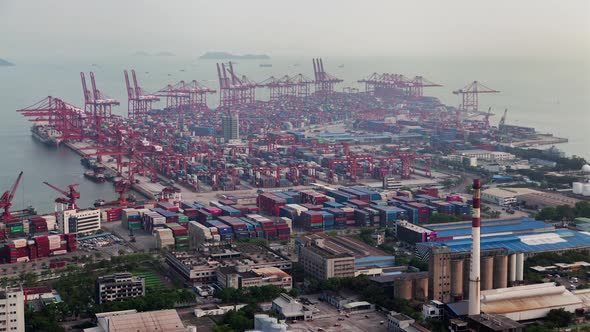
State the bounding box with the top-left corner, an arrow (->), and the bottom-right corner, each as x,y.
272,293 -> 313,322
0,287 -> 24,332
96,273 -> 145,304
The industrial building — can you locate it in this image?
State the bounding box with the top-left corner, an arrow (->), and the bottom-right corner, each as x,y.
297,234 -> 395,280
216,266 -> 292,290
0,287 -> 25,332
61,209 -> 101,235
481,187 -> 581,208
457,149 -> 516,162
417,226 -> 590,303
96,273 -> 145,304
165,244 -> 292,286
271,293 -> 313,322
84,309 -> 187,332
253,314 -> 289,332
479,283 -> 583,321
386,311 -> 430,332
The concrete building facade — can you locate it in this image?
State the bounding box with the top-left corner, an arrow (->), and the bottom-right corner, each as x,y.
97,273 -> 145,304
0,287 -> 24,332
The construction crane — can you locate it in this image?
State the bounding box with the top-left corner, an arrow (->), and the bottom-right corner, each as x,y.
125,69 -> 160,118
0,171 -> 24,221
453,81 -> 499,112
43,182 -> 80,210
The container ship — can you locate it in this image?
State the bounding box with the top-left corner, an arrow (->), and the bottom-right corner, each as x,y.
30,125 -> 62,147
84,170 -> 106,183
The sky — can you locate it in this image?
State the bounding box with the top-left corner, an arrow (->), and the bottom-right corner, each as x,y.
1,0 -> 589,58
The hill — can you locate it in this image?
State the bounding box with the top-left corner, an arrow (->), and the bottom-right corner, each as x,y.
0,58 -> 14,66
199,52 -> 270,60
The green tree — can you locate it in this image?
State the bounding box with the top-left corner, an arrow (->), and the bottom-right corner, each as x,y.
545,308 -> 574,327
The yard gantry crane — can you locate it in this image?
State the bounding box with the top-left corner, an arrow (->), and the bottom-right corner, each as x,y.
125,69 -> 160,118
312,58 -> 342,94
43,182 -> 80,211
0,171 -> 24,221
453,81 -> 499,113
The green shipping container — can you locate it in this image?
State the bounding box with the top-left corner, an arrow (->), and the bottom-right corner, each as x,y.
178,216 -> 189,223
175,243 -> 188,249
10,226 -> 24,233
174,236 -> 189,241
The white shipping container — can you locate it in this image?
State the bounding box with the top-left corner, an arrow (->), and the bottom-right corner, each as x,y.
52,249 -> 68,256
16,257 -> 30,263
11,239 -> 27,248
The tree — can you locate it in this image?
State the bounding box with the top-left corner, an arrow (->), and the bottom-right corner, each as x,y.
545,308 -> 574,327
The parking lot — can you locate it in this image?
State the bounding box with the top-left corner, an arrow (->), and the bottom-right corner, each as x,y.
101,220 -> 156,252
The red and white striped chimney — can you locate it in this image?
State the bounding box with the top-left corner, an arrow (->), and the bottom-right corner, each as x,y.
468,179 -> 481,315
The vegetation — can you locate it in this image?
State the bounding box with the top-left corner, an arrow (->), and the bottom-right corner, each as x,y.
217,285 -> 284,304
355,228 -> 376,246
525,251 -> 590,267
536,201 -> 590,221
503,147 -> 587,171
308,275 -> 422,320
25,307 -> 67,332
545,308 -> 575,328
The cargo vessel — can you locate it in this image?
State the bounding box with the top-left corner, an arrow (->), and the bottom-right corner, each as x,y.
259,63 -> 272,68
84,170 -> 106,183
30,125 -> 62,147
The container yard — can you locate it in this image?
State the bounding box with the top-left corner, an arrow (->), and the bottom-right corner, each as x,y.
14,58 -> 557,209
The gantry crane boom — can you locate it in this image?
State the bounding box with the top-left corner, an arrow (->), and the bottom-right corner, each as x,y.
0,171 -> 24,220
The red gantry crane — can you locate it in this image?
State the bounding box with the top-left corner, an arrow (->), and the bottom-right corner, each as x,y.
43,182 -> 80,210
0,171 -> 24,221
312,58 -> 342,94
453,81 -> 499,112
125,69 -> 160,119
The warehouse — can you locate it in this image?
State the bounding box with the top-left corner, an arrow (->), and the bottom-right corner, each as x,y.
480,283 -> 583,321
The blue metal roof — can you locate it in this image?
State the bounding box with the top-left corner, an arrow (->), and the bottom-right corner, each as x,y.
428,218 -> 555,238
355,255 -> 396,268
421,229 -> 590,254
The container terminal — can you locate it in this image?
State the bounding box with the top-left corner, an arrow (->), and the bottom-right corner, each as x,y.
3,59 -> 589,331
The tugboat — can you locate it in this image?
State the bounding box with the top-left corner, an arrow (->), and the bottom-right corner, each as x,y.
84,170 -> 106,183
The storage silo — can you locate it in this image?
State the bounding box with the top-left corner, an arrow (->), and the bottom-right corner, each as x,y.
394,278 -> 413,300
509,254 -> 517,285
583,184 -> 590,197
493,255 -> 508,289
573,182 -> 584,195
414,277 -> 429,301
516,253 -> 525,281
451,259 -> 464,299
481,256 -> 494,290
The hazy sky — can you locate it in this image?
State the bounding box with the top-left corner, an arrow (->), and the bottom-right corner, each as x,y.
1,0 -> 589,57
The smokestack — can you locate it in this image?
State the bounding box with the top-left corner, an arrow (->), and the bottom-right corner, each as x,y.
468,179 -> 481,316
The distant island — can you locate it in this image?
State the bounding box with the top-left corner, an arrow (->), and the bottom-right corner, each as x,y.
133,51 -> 151,56
155,51 -> 175,56
0,58 -> 14,66
199,52 -> 270,60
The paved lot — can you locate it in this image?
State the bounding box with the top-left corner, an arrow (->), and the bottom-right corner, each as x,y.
289,294 -> 388,332
101,220 -> 156,252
